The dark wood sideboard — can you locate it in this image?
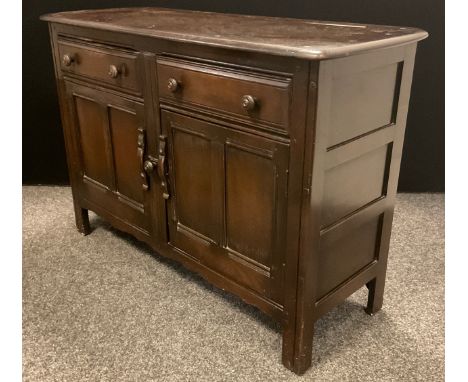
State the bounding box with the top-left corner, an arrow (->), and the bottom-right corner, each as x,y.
41,8 -> 427,375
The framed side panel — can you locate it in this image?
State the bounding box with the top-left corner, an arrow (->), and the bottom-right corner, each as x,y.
287,43 -> 419,374
314,44 -> 417,315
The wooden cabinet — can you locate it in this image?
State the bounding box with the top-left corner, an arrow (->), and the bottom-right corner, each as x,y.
42,8 -> 427,375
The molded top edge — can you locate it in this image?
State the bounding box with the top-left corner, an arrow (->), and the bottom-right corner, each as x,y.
41,7 -> 428,60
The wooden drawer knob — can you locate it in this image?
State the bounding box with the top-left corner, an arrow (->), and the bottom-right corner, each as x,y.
241,95 -> 257,111
62,54 -> 74,66
108,64 -> 121,78
167,78 -> 180,92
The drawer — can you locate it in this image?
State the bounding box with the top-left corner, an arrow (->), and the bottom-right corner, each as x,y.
57,40 -> 141,94
157,58 -> 291,128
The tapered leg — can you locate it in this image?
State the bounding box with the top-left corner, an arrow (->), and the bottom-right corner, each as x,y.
73,200 -> 91,235
365,276 -> 385,315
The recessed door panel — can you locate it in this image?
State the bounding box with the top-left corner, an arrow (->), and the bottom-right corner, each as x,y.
109,106 -> 144,205
74,96 -> 112,187
172,127 -> 218,243
225,141 -> 276,267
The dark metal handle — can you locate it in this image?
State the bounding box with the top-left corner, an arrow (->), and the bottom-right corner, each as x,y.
108,64 -> 120,78
241,95 -> 257,111
137,128 -> 150,191
167,78 -> 180,93
62,54 -> 74,66
144,160 -> 154,174
158,135 -> 170,199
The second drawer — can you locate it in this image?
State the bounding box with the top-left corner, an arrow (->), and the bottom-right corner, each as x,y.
157,57 -> 291,129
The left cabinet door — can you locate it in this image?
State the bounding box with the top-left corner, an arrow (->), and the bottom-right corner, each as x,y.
64,81 -> 153,237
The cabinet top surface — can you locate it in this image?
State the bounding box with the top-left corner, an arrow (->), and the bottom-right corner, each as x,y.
41,7 -> 427,60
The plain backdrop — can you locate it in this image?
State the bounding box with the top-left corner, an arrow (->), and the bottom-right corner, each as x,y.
22,0 -> 444,191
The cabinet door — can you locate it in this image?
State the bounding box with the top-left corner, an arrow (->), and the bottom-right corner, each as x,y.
161,111 -> 289,304
65,81 -> 152,235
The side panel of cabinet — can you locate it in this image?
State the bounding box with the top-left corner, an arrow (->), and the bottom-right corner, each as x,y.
161,111 -> 289,304
64,81 -> 152,235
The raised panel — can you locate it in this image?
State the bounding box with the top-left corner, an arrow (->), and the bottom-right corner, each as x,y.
171,126 -> 219,243
328,62 -> 402,147
317,215 -> 383,299
321,144 -> 391,227
225,142 -> 276,267
108,106 -> 143,205
74,96 -> 112,187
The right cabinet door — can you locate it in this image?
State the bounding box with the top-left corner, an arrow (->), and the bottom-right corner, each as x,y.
161,111 -> 289,304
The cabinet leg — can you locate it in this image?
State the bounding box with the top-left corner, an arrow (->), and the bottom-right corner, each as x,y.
365,276 -> 385,316
282,311 -> 315,375
73,201 -> 91,235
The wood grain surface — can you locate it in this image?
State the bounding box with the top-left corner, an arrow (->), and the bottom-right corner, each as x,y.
41,7 -> 427,59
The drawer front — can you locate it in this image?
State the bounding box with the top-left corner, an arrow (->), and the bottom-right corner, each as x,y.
157,58 -> 291,129
58,40 -> 141,93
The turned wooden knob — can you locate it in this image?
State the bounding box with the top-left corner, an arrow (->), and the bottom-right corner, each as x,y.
108,64 -> 120,78
167,78 -> 180,92
241,95 -> 257,111
62,54 -> 74,66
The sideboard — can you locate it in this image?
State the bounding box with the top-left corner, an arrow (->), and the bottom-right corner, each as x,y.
41,8 -> 427,374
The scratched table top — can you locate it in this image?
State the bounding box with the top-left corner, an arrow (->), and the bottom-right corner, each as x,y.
41,7 -> 428,60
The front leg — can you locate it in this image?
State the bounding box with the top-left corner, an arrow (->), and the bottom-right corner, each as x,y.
282,277 -> 316,375
365,276 -> 385,316
73,200 -> 91,235
282,315 -> 315,374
